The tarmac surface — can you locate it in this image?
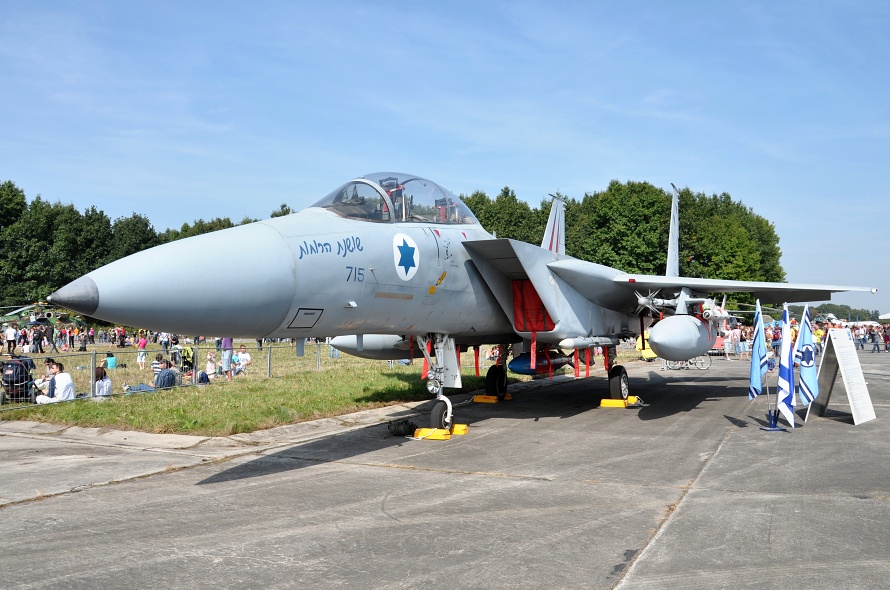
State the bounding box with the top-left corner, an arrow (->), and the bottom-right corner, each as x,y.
1,354 -> 888,589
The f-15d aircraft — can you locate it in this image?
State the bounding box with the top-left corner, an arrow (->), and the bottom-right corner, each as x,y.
48,172 -> 875,428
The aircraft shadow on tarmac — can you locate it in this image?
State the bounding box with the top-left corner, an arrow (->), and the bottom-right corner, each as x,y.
197,387 -> 595,486
198,372 -> 763,486
633,370 -> 751,422
197,426 -> 413,485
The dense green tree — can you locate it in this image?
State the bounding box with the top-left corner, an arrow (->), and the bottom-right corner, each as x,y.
570,181 -> 671,275
463,187 -> 539,243
0,197 -> 61,302
76,206 -> 114,272
158,217 -> 236,243
109,214 -> 160,261
460,190 -> 493,227
0,180 -> 27,231
0,197 -> 114,303
678,190 -> 782,283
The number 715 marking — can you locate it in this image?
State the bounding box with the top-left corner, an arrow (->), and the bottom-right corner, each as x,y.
346,266 -> 365,282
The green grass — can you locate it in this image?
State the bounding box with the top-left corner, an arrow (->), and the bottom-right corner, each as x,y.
2,341 -> 636,436
1,342 -> 491,435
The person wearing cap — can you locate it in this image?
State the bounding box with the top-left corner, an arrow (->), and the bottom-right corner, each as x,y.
34,357 -> 56,392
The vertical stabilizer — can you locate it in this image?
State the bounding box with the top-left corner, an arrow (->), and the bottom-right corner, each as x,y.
542,195 -> 566,255
666,184 -> 680,277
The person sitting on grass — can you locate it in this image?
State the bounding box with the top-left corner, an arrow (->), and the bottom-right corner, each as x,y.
150,353 -> 164,378
206,351 -> 217,379
101,351 -> 117,370
34,357 -> 56,392
123,360 -> 178,393
35,362 -> 75,404
94,366 -> 112,398
232,344 -> 252,377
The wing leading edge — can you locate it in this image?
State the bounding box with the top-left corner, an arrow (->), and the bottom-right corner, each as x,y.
548,257 -> 875,307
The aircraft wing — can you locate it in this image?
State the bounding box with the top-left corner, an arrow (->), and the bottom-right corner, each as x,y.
548,258 -> 876,305
616,274 -> 876,303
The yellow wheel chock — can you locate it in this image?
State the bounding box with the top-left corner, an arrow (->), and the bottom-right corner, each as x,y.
412,423 -> 469,440
472,393 -> 512,403
600,396 -> 642,408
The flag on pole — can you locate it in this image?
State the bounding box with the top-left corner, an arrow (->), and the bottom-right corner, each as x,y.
748,299 -> 768,399
794,304 -> 819,405
776,305 -> 796,427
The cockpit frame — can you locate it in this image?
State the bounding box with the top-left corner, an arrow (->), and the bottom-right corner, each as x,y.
311,172 -> 480,226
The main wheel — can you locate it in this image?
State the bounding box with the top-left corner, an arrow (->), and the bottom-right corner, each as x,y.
665,360 -> 682,370
608,365 -> 629,400
485,365 -> 508,400
430,400 -> 452,430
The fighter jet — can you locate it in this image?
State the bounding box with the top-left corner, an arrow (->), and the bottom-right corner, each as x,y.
48,172 -> 876,428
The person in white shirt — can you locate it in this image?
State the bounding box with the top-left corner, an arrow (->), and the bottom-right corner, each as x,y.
94,366 -> 112,398
232,344 -> 252,376
4,325 -> 17,354
36,362 -> 75,403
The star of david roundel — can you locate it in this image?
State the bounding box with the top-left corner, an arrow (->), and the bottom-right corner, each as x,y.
393,233 -> 420,281
799,343 -> 816,368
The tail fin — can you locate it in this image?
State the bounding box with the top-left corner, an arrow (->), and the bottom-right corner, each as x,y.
542,195 -> 565,255
666,184 -> 680,277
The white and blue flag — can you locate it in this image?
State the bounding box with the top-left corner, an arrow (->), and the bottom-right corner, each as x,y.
794,304 -> 819,405
748,299 -> 768,399
776,305 -> 796,427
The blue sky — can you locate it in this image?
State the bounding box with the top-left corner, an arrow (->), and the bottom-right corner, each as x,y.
2,1 -> 887,314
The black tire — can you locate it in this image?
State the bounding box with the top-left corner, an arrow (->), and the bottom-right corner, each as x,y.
485,365 -> 508,400
608,365 -> 629,400
430,400 -> 452,430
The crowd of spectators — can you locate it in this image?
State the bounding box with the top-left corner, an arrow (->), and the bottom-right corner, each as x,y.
1,326 -> 243,404
718,320 -> 889,358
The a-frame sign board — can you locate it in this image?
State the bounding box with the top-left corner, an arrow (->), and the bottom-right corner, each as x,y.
808,328 -> 876,425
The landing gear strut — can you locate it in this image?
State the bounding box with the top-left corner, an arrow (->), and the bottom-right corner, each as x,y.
417,334 -> 462,429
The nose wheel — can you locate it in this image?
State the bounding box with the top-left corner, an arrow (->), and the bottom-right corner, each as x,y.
430,398 -> 453,430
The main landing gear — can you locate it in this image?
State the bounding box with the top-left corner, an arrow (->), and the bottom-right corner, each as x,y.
484,364 -> 508,401
608,365 -> 629,400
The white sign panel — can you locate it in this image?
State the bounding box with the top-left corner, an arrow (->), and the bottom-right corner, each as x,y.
811,328 -> 876,425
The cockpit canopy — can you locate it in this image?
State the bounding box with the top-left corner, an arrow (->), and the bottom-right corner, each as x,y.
311,172 -> 480,225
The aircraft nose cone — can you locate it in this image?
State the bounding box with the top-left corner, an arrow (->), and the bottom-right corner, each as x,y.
48,276 -> 100,316
48,221 -> 298,336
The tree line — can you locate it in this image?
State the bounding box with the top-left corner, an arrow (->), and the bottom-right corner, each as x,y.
0,179 -> 879,322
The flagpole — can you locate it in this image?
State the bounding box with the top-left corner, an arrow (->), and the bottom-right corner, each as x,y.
751,299 -> 784,431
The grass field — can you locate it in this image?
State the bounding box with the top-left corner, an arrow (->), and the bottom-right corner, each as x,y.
2,340 -> 635,436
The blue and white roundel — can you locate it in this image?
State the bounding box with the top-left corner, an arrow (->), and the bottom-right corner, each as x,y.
798,343 -> 816,368
393,233 -> 419,281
